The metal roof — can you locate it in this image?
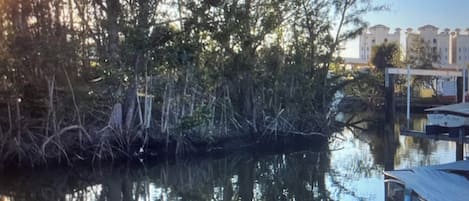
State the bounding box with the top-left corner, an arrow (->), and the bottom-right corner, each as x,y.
384,160 -> 469,201
425,102 -> 469,116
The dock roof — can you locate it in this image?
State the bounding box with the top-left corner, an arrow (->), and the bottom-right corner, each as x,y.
384,160 -> 469,201
425,102 -> 469,116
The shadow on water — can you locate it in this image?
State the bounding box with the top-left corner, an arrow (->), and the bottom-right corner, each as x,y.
340,110 -> 399,170
0,140 -> 333,201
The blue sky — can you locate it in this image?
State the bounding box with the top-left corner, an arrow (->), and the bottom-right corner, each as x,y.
342,0 -> 469,58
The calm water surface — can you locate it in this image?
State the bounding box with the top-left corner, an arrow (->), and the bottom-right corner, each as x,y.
0,114 -> 466,201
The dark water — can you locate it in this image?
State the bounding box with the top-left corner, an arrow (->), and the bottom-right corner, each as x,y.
0,113 -> 466,201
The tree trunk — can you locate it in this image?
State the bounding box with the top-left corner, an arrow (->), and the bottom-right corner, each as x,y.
123,82 -> 137,131
106,0 -> 121,67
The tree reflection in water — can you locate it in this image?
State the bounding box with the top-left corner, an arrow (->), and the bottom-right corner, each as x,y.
0,112 -> 458,201
343,111 -> 445,170
0,144 -> 334,201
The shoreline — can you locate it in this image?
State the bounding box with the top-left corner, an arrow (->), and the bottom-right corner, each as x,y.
0,131 -> 329,172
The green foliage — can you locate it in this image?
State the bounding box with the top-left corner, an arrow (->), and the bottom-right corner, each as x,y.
179,105 -> 212,131
350,42 -> 402,101
0,0 -> 385,165
370,42 -> 402,71
343,72 -> 384,99
406,35 -> 440,95
406,35 -> 439,68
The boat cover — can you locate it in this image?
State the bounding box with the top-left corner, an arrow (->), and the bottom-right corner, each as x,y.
384,160 -> 469,201
425,102 -> 469,116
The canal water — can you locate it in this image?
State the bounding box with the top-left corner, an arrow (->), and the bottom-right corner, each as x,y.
0,113 -> 466,201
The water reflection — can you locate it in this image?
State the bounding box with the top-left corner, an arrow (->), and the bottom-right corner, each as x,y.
396,114 -> 462,167
0,112 -> 464,201
329,112 -> 463,200
0,145 -> 333,201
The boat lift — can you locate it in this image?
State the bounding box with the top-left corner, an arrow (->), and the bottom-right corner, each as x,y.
385,65 -> 469,160
385,65 -> 467,121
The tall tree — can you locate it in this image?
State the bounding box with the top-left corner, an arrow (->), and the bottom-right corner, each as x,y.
406,35 -> 439,68
406,35 -> 441,95
370,42 -> 402,71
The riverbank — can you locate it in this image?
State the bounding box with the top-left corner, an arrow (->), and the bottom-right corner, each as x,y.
0,138 -> 331,201
0,128 -> 329,171
0,115 -> 458,201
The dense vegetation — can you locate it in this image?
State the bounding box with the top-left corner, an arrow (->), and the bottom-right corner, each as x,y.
0,0 -> 382,167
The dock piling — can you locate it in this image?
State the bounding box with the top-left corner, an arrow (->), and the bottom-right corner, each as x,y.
457,128 -> 464,161
385,69 -> 395,121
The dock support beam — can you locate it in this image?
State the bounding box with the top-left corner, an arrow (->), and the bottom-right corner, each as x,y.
384,68 -> 397,169
457,77 -> 463,103
456,128 -> 464,161
463,68 -> 467,103
406,65 -> 411,123
385,69 -> 395,121
456,144 -> 464,161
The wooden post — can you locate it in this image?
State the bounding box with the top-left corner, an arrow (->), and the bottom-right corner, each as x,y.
384,68 -> 397,170
456,144 -> 464,161
456,128 -> 464,161
385,69 -> 395,121
463,68 -> 467,103
406,65 -> 411,122
457,77 -> 463,103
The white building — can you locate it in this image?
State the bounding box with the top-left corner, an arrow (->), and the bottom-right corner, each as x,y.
354,24 -> 469,97
455,29 -> 469,67
405,25 -> 458,96
405,25 -> 453,65
359,25 -> 401,61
